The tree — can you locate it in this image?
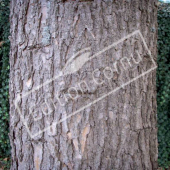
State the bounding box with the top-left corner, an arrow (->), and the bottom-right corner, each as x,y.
9,0 -> 158,169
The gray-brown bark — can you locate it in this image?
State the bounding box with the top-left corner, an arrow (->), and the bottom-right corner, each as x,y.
9,0 -> 158,169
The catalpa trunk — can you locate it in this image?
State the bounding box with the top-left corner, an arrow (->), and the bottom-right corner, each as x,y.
9,0 -> 158,169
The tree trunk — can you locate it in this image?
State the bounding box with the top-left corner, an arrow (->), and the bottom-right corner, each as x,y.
9,0 -> 158,169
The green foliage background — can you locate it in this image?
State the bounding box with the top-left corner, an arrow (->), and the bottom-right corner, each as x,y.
157,3 -> 170,169
0,0 -> 170,169
0,0 -> 10,158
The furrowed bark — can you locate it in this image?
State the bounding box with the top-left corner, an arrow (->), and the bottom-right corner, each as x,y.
9,0 -> 158,169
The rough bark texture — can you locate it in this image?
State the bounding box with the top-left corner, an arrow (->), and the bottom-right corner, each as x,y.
10,0 -> 158,169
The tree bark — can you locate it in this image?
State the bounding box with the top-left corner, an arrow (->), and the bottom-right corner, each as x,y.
9,0 -> 158,169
